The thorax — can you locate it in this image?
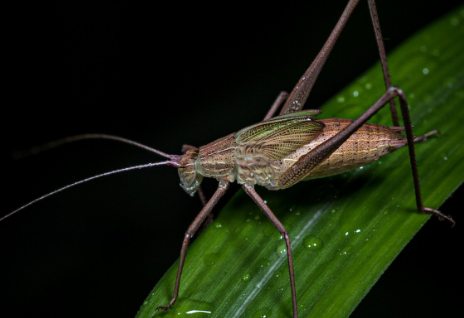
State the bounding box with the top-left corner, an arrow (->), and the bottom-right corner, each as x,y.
196,133 -> 237,182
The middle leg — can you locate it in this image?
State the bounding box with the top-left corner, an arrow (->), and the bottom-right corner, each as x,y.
243,183 -> 298,318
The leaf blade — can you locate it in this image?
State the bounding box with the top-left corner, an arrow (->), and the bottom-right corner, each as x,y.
137,6 -> 464,318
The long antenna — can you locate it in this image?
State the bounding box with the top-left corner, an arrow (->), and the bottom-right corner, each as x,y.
1,160 -> 180,222
13,134 -> 173,159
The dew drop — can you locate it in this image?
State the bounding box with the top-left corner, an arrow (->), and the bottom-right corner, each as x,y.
364,83 -> 372,90
276,243 -> 287,257
337,96 -> 345,103
215,222 -> 222,228
242,273 -> 251,282
185,310 -> 212,315
175,299 -> 213,316
276,224 -> 293,239
259,258 -> 271,268
338,246 -> 351,256
303,236 -> 323,250
422,68 -> 429,75
252,312 -> 269,318
353,90 -> 359,97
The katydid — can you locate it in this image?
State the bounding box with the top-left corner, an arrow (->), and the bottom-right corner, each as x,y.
1,1 -> 457,318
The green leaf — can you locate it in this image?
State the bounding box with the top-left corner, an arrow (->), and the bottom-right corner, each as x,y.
137,6 -> 464,318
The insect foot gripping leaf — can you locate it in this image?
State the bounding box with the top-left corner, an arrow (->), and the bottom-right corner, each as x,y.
136,5 -> 464,318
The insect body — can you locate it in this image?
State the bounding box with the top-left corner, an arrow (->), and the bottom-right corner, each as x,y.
180,112 -> 407,194
2,1 -> 457,318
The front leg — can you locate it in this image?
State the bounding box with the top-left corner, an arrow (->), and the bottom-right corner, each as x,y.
156,180 -> 230,311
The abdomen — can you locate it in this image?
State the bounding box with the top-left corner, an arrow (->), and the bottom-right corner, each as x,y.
304,119 -> 407,179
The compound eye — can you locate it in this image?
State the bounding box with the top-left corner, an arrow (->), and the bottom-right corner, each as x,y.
178,150 -> 201,196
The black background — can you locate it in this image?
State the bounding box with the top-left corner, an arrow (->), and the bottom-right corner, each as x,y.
1,1 -> 463,317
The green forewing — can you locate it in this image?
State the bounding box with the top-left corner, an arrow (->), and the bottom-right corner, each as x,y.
235,109 -> 323,142
235,111 -> 324,160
